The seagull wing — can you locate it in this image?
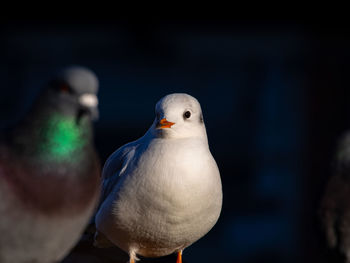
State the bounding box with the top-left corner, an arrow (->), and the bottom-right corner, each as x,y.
99,142 -> 137,207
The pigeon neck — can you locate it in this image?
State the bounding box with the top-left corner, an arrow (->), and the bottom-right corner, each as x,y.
39,113 -> 91,161
15,112 -> 93,162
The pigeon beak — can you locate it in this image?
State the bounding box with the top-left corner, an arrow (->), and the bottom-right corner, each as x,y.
78,94 -> 99,121
157,118 -> 175,129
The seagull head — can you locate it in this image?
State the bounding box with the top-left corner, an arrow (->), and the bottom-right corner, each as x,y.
150,93 -> 208,140
46,66 -> 99,123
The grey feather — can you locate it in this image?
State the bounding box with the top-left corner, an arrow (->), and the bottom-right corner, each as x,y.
99,142 -> 137,207
321,132 -> 350,261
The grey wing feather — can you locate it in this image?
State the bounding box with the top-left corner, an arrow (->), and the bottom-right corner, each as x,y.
320,132 -> 350,255
320,175 -> 342,249
99,143 -> 136,207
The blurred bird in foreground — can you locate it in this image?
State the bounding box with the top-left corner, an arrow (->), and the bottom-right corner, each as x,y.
94,93 -> 222,263
320,133 -> 350,263
0,66 -> 101,263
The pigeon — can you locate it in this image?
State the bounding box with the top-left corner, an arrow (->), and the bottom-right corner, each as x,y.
94,93 -> 223,263
320,132 -> 350,262
0,66 -> 101,263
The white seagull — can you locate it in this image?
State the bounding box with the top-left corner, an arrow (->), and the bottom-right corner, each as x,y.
95,93 -> 223,263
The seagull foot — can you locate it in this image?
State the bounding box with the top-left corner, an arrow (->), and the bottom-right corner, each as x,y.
176,250 -> 182,263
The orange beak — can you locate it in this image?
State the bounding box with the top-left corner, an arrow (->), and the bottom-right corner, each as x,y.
157,118 -> 175,129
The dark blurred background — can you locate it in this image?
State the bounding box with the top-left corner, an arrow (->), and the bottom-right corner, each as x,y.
1,18 -> 350,263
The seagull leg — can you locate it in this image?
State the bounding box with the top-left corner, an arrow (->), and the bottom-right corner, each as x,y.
176,250 -> 182,263
129,249 -> 137,263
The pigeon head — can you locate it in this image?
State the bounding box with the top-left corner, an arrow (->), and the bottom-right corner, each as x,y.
45,66 -> 99,122
10,66 -> 100,160
151,93 -> 207,140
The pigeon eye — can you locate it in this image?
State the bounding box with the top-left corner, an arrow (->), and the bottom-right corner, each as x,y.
183,111 -> 191,119
59,84 -> 70,93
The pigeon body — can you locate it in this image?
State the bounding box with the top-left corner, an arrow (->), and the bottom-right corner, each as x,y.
320,132 -> 350,262
0,66 -> 100,263
95,93 -> 222,263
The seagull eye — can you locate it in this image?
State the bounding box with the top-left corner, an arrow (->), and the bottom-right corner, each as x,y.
183,111 -> 191,119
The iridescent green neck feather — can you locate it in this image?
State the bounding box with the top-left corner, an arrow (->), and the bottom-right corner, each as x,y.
38,113 -> 89,162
